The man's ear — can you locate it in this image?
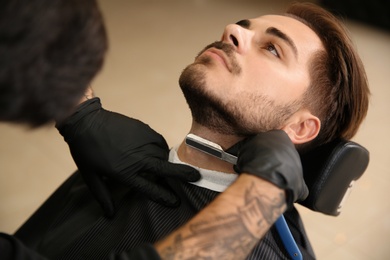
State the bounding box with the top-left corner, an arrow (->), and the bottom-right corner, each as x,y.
282,110 -> 321,144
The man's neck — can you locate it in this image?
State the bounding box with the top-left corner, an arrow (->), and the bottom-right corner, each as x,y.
177,124 -> 244,174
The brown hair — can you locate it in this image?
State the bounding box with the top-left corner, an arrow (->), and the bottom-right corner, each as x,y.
285,3 -> 370,149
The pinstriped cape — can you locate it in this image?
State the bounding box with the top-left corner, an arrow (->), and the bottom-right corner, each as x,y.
15,163 -> 315,260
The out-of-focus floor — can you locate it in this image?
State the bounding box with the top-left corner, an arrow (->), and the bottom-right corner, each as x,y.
1,0 -> 389,259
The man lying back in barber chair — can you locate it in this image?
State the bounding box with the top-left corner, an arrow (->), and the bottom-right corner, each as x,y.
10,2 -> 370,260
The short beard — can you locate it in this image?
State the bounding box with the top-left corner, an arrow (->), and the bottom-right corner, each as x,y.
179,66 -> 243,135
179,42 -> 302,136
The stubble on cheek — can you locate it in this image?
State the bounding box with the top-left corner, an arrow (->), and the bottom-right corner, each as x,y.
223,92 -> 303,135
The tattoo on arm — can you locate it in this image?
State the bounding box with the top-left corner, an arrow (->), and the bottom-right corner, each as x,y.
159,181 -> 285,259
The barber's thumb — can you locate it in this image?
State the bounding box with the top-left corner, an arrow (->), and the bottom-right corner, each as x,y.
80,170 -> 116,218
151,159 -> 201,182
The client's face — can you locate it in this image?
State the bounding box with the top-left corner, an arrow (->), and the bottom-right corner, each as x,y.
179,15 -> 323,136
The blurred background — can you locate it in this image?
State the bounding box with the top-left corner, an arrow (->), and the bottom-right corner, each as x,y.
1,0 -> 389,259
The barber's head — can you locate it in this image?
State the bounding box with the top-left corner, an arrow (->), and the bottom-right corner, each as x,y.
179,2 -> 369,150
0,0 -> 108,126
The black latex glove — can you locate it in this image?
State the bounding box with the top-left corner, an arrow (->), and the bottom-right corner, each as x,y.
230,130 -> 308,208
56,98 -> 200,217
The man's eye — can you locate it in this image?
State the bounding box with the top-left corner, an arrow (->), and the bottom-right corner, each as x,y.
266,43 -> 279,58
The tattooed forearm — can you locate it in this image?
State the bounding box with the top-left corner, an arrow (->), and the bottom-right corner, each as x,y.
240,181 -> 285,233
157,178 -> 286,260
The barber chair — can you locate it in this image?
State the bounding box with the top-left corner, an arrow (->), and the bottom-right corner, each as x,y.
276,138 -> 369,259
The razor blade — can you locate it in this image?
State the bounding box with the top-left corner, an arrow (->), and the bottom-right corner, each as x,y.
185,134 -> 238,165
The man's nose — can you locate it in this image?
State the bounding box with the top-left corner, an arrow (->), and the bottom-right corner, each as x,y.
221,24 -> 253,54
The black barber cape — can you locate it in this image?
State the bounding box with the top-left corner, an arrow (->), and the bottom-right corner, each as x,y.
12,170 -> 315,260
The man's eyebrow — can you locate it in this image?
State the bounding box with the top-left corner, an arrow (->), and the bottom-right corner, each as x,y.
266,27 -> 298,59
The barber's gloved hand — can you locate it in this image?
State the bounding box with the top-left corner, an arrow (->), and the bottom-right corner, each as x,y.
56,97 -> 200,218
230,130 -> 308,208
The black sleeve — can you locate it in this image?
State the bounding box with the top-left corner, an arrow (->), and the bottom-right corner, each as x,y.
2,233 -> 162,260
0,233 -> 48,260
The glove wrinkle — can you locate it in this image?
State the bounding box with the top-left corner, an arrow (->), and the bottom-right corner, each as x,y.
56,98 -> 199,216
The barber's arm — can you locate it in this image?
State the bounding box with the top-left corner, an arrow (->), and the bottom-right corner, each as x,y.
110,178 -> 284,260
56,90 -> 200,217
154,175 -> 285,259
115,167 -> 289,260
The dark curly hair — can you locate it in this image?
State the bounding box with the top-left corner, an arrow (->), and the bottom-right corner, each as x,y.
0,0 -> 108,126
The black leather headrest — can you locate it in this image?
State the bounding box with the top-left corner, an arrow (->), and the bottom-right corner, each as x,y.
299,139 -> 369,216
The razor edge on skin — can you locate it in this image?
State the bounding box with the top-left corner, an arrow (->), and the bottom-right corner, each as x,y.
185,134 -> 238,165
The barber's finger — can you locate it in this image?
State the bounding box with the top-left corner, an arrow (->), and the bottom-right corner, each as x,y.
144,158 -> 200,182
79,170 -> 115,218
